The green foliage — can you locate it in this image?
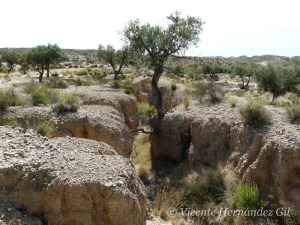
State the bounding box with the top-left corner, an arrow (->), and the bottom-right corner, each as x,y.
46,77 -> 68,89
124,86 -> 135,95
52,94 -> 81,113
240,101 -> 271,125
26,43 -> 65,82
166,65 -> 185,77
236,183 -> 260,211
171,81 -> 177,91
30,85 -> 59,106
137,102 -> 157,125
201,63 -> 221,82
123,11 -> 204,119
37,122 -> 54,136
73,78 -> 94,86
97,45 -> 128,80
231,63 -> 253,89
286,98 -> 300,122
229,98 -> 238,107
183,98 -> 190,109
194,81 -> 224,102
0,89 -> 27,111
0,49 -> 20,74
256,64 -> 300,101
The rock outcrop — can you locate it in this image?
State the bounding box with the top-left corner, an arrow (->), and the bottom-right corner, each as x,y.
62,86 -> 139,129
150,105 -> 300,214
0,105 -> 132,157
0,126 -> 148,225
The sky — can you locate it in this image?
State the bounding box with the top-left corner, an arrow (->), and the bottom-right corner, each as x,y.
0,0 -> 299,57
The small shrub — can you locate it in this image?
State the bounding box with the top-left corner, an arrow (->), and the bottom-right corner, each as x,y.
111,81 -> 121,89
37,122 -> 53,136
171,82 -> 177,91
286,102 -> 300,122
240,101 -> 271,125
31,86 -> 59,106
183,98 -> 190,109
229,98 -> 238,107
0,89 -> 27,111
24,81 -> 39,94
52,94 -> 81,113
46,77 -> 68,89
137,102 -> 157,125
194,81 -> 224,103
236,183 -> 260,211
124,86 -> 135,95
74,78 -> 94,86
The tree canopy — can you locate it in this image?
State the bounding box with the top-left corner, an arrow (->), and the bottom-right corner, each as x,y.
0,50 -> 20,75
97,45 -> 128,80
123,11 -> 204,121
26,44 -> 65,82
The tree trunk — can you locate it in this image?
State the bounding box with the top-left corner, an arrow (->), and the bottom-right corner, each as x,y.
245,76 -> 251,88
38,67 -> 44,82
114,72 -> 119,80
152,66 -> 164,120
241,77 -> 245,89
46,65 -> 50,77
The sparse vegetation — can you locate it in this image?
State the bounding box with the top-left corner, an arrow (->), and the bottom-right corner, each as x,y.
236,183 -> 260,211
52,94 -> 81,113
137,102 -> 157,125
37,122 -> 54,136
46,77 -> 68,89
229,98 -> 238,107
240,100 -> 271,125
194,81 -> 224,103
171,81 -> 177,91
286,100 -> 300,122
124,86 -> 135,95
0,89 -> 27,111
183,98 -> 190,109
30,85 -> 59,106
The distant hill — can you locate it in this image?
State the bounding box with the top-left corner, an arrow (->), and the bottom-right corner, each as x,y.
1,48 -> 299,67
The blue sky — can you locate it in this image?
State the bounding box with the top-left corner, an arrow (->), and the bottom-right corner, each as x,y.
1,0 -> 299,57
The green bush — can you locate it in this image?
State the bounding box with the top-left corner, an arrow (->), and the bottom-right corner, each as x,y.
183,98 -> 190,109
171,82 -> 177,91
124,86 -> 135,95
229,98 -> 238,107
137,102 -> 157,125
240,101 -> 271,125
194,81 -> 224,103
74,78 -> 94,86
31,86 -> 59,106
286,100 -> 300,122
236,183 -> 260,211
0,89 -> 27,111
46,77 -> 68,89
37,122 -> 54,136
52,94 -> 81,113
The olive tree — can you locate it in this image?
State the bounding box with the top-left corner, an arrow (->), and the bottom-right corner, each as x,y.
123,11 -> 204,120
97,45 -> 128,80
0,50 -> 20,75
231,63 -> 253,89
45,44 -> 66,77
27,44 -> 65,82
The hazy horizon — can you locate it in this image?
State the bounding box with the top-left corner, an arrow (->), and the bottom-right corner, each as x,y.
1,0 -> 299,57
